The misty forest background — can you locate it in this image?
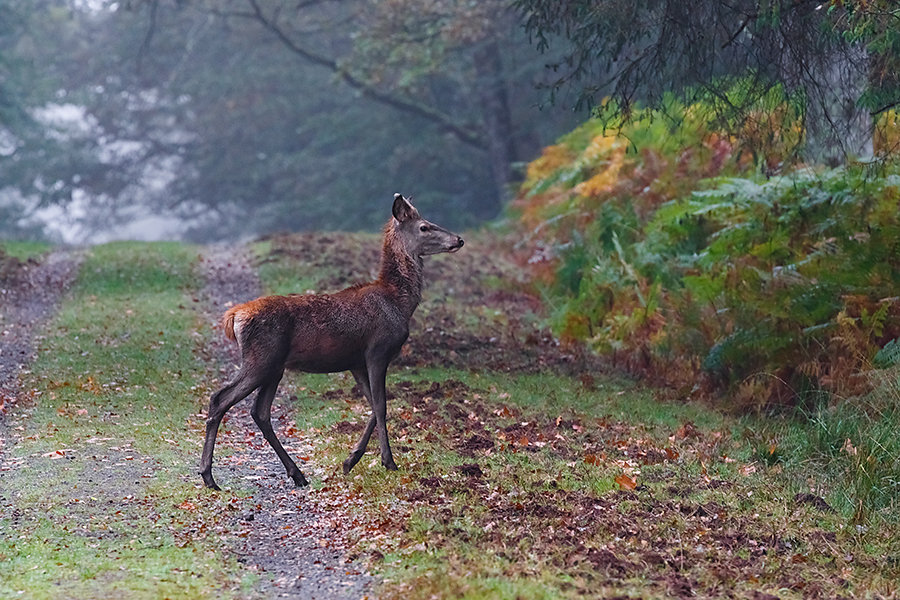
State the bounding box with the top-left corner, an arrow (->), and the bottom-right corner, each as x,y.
0,0 -> 583,242
1,1 -> 897,242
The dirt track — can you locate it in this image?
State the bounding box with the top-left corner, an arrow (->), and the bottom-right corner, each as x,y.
0,250 -> 81,411
0,250 -> 81,465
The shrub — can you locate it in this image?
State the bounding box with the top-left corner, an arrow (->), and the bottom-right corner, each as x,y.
514,97 -> 900,407
649,169 -> 900,403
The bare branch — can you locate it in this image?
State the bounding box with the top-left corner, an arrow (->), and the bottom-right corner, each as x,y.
224,0 -> 487,149
136,0 -> 159,77
721,15 -> 752,50
871,100 -> 900,117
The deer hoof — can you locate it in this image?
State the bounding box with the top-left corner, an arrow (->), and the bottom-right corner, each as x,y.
383,460 -> 399,471
342,454 -> 361,474
201,474 -> 221,491
290,471 -> 310,487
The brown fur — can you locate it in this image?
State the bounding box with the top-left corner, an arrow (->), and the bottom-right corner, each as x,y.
222,307 -> 238,342
199,194 -> 464,490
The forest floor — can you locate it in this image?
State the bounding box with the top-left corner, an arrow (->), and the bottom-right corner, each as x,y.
0,232 -> 897,599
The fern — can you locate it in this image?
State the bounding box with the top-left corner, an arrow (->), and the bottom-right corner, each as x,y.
516,91 -> 900,406
873,338 -> 900,368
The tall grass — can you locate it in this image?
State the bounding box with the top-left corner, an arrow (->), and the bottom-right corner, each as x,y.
806,372 -> 899,523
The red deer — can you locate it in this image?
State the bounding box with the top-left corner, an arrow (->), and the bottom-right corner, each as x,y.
200,194 -> 464,490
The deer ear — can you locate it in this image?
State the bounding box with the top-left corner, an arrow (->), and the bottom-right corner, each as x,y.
392,193 -> 419,222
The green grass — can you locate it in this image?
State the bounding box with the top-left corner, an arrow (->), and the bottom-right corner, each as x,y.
325,366 -> 898,598
274,347 -> 896,593
272,367 -> 719,597
744,369 -> 900,525
252,233 -> 376,296
0,240 -> 51,260
252,239 -> 322,296
412,367 -> 727,431
0,242 -> 251,599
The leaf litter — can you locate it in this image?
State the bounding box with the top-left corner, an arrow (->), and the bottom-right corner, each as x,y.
258,232 -> 895,599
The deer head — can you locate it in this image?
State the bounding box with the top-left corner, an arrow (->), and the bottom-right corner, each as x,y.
391,193 -> 464,257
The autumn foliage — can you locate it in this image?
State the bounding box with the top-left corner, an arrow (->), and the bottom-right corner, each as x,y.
513,98 -> 900,407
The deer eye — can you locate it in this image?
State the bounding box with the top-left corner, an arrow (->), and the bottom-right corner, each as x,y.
419,224 -> 429,232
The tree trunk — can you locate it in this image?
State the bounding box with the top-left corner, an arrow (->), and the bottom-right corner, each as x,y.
804,45 -> 873,165
473,38 -> 518,218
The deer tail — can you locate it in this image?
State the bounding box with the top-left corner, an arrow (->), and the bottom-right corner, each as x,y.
222,307 -> 239,343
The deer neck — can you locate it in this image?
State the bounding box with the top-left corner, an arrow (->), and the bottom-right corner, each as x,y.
378,238 -> 424,319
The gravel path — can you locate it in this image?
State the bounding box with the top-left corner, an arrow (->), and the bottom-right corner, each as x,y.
0,250 -> 81,456
196,245 -> 375,600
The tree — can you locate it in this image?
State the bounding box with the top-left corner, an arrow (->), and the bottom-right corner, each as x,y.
515,0 -> 900,164
0,2 -> 136,239
120,0 -> 575,221
120,0 -> 510,233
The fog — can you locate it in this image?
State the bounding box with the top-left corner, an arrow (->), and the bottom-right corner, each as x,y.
0,0 -> 580,243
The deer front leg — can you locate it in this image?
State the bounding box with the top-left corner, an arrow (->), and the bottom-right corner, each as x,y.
343,368 -> 377,474
367,361 -> 397,471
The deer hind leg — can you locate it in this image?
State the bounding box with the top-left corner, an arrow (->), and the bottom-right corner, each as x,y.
250,373 -> 308,487
200,374 -> 263,490
367,360 -> 398,471
343,367 -> 378,474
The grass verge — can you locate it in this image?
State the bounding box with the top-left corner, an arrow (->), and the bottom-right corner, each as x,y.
0,241 -> 51,261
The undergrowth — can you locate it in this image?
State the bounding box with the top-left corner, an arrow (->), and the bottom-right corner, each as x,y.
514,94 -> 900,408
753,367 -> 900,525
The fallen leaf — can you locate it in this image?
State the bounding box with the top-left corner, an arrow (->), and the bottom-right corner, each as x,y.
615,472 -> 637,490
676,422 -> 699,439
739,464 -> 757,476
841,438 -> 858,456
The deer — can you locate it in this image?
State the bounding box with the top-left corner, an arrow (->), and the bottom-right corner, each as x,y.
200,193 -> 464,490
